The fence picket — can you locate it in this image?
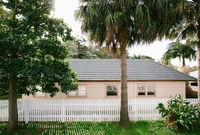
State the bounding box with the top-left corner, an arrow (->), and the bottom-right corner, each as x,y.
0,98 -> 198,123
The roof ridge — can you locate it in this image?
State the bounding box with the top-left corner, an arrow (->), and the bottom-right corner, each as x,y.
68,59 -> 149,61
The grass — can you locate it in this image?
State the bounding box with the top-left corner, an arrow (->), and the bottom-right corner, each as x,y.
0,121 -> 200,135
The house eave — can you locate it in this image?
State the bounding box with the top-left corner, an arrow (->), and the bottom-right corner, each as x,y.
78,79 -> 197,82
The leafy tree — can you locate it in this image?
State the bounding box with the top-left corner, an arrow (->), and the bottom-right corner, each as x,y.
0,0 -> 77,132
162,40 -> 196,67
131,55 -> 154,60
158,59 -> 176,69
64,40 -> 112,59
64,39 -> 132,59
0,6 -> 10,18
100,46 -> 133,58
76,0 -> 167,127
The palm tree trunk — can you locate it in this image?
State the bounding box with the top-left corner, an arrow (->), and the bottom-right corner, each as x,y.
182,57 -> 185,67
8,75 -> 18,132
119,30 -> 130,127
197,17 -> 200,103
8,0 -> 18,132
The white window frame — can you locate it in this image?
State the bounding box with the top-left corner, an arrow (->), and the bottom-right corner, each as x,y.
137,83 -> 156,96
147,85 -> 156,96
78,85 -> 87,96
137,84 -> 146,96
68,85 -> 87,97
106,85 -> 118,97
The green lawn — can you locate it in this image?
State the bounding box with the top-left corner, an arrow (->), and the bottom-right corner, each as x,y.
0,121 -> 200,135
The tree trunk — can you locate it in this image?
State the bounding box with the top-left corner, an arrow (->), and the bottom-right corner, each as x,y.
8,75 -> 18,132
119,29 -> 130,127
197,17 -> 200,103
182,57 -> 185,67
8,0 -> 18,132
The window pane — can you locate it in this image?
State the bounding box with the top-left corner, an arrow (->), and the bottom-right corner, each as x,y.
137,84 -> 145,96
78,86 -> 86,96
69,91 -> 76,96
107,86 -> 117,96
147,85 -> 155,95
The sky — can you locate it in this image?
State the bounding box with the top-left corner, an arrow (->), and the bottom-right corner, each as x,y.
53,0 -> 196,67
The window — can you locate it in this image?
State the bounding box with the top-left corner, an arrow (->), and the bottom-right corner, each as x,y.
107,85 -> 118,96
137,84 -> 145,95
147,85 -> 155,95
190,82 -> 197,86
137,84 -> 156,96
78,86 -> 86,96
69,85 -> 86,97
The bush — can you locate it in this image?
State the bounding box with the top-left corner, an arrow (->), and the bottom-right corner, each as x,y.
157,95 -> 200,130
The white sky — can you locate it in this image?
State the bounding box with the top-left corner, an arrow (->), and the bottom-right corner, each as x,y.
54,0 -> 196,67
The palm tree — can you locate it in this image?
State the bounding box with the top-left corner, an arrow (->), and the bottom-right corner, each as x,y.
165,0 -> 200,101
75,0 -> 166,127
162,40 -> 196,67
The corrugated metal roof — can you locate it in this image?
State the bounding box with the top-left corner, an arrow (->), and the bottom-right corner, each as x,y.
68,59 -> 196,81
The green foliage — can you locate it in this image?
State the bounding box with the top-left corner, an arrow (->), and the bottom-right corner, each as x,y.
1,121 -> 200,135
0,7 -> 10,18
76,0 -> 168,49
160,60 -> 177,69
0,0 -> 77,97
131,55 -> 154,60
64,40 -> 112,59
157,95 -> 200,130
162,40 -> 197,66
166,0 -> 199,40
64,40 -> 153,59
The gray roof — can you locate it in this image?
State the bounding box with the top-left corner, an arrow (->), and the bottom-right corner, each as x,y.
69,59 -> 196,81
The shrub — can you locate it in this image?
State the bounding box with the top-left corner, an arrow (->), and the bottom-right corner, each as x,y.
157,95 -> 200,130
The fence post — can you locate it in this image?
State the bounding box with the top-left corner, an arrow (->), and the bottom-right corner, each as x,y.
24,100 -> 29,124
61,99 -> 65,122
134,99 -> 137,121
98,99 -> 101,122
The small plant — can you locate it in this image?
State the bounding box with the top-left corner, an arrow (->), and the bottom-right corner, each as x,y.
157,95 -> 200,130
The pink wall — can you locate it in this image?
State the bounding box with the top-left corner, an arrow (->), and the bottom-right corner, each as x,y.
23,81 -> 186,99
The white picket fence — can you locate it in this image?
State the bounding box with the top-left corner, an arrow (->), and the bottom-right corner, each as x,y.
0,98 -> 198,123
